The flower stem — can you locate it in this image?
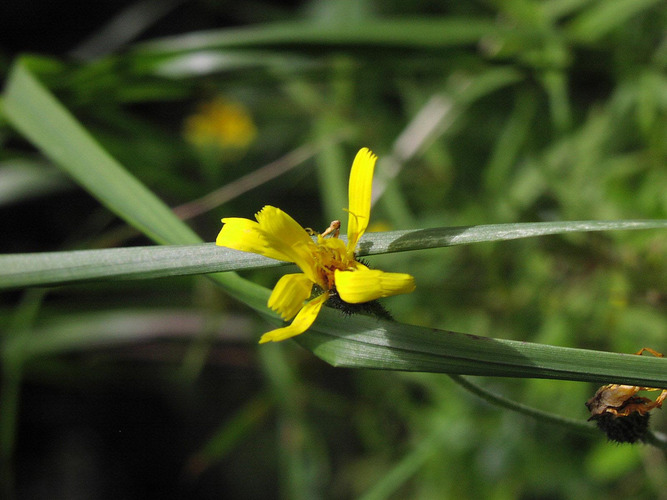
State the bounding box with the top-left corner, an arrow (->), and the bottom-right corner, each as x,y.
448,374 -> 667,452
448,374 -> 595,435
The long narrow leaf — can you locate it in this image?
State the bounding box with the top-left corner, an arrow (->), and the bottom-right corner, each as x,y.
1,220 -> 667,289
2,62 -> 199,247
567,0 -> 662,43
4,309 -> 254,363
358,220 -> 667,254
0,244 -> 279,289
133,19 -> 506,55
296,308 -> 667,388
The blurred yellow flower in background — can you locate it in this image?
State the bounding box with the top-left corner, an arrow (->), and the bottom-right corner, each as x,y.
184,97 -> 257,150
216,148 -> 416,343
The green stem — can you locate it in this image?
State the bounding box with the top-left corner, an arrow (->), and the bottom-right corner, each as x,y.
448,374 -> 594,434
448,375 -> 667,451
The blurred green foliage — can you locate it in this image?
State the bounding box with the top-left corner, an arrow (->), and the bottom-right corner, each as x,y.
1,0 -> 666,499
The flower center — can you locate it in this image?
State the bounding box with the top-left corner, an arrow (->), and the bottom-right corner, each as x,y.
312,228 -> 354,291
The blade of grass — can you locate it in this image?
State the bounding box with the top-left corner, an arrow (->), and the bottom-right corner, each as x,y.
358,220 -> 667,254
69,0 -> 186,60
259,346 -> 328,499
0,160 -> 73,206
567,0 -> 663,43
2,62 -> 198,247
132,18 -> 508,55
2,221 -> 665,290
295,308 -> 667,387
0,289 -> 47,498
359,422 -> 449,500
185,394 -> 272,479
0,244 -> 280,289
3,309 -> 254,363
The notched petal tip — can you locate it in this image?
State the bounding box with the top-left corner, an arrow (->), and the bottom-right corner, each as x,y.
258,293 -> 328,343
335,268 -> 415,303
216,217 -> 258,248
216,215 -> 293,262
347,148 -> 377,248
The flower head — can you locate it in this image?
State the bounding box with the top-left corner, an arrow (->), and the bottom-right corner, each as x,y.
586,347 -> 667,443
184,97 -> 256,150
217,148 -> 415,343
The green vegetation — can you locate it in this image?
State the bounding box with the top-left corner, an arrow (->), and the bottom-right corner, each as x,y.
1,1 -> 666,498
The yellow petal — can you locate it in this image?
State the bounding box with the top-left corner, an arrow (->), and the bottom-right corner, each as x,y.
347,148 -> 377,249
334,268 -> 415,304
267,273 -> 313,321
259,293 -> 329,343
216,216 -> 292,262
254,206 -> 321,284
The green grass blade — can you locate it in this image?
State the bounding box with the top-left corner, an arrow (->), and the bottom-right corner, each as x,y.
3,309 -> 253,362
0,160 -> 73,206
0,220 -> 667,289
186,395 -> 271,477
0,244 -> 280,289
567,0 -> 663,43
357,220 -> 667,255
2,60 -> 200,246
1,221 -> 665,290
296,308 -> 667,387
133,18 -> 506,55
359,423 -> 449,500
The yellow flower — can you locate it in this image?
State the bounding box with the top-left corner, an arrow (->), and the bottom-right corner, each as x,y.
184,97 -> 256,149
216,148 -> 416,343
